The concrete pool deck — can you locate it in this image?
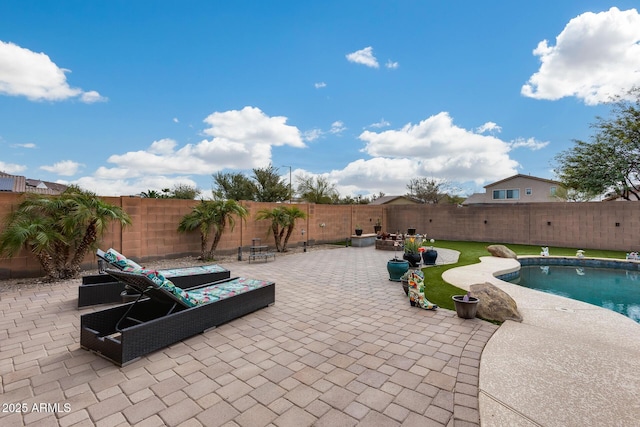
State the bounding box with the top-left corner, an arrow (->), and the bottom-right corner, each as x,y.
443,256 -> 640,426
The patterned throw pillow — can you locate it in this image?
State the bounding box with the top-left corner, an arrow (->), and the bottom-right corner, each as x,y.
133,268 -> 195,307
105,248 -> 143,271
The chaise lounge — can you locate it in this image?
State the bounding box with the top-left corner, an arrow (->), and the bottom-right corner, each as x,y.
80,268 -> 275,366
78,248 -> 231,307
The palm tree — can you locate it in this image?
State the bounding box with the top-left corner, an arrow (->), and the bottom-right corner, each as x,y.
0,187 -> 132,280
255,206 -> 307,252
178,199 -> 248,260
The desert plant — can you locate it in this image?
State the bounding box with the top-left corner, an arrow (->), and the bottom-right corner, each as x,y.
178,199 -> 248,260
0,186 -> 131,280
255,206 -> 307,252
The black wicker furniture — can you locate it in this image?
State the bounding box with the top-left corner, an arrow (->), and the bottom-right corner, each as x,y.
78,249 -> 231,307
80,268 -> 275,366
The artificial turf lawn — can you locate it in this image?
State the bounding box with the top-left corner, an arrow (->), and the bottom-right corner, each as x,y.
422,241 -> 627,311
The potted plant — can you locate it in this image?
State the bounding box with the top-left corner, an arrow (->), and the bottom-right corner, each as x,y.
403,236 -> 422,267
387,241 -> 409,281
407,227 -> 416,235
374,218 -> 382,233
422,239 -> 438,265
452,292 -> 479,319
354,225 -> 363,236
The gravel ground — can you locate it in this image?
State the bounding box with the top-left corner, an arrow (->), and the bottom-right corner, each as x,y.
0,243 -> 343,291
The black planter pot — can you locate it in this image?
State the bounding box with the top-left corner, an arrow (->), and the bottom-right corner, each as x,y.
422,249 -> 438,265
374,225 -> 382,233
452,295 -> 479,319
407,228 -> 416,235
355,229 -> 363,236
403,253 -> 421,267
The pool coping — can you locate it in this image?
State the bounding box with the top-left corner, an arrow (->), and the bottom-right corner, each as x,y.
442,256 -> 640,427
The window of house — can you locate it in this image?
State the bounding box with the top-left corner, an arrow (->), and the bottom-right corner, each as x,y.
550,186 -> 557,196
492,189 -> 520,200
525,188 -> 532,195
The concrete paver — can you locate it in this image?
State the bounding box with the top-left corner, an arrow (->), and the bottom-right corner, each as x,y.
0,246 -> 496,426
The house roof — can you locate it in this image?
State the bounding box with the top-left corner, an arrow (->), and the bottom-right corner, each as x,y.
0,171 -> 68,194
484,174 -> 562,189
369,195 -> 420,205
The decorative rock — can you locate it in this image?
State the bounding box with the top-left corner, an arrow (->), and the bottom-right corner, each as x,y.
470,282 -> 523,323
486,244 -> 517,259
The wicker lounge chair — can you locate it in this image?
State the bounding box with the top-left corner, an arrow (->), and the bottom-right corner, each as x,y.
80,268 -> 275,366
78,249 -> 231,307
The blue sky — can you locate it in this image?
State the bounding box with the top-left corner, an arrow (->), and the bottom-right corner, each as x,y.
1,1 -> 639,198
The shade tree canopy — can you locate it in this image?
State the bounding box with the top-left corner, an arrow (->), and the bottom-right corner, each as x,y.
554,88 -> 640,201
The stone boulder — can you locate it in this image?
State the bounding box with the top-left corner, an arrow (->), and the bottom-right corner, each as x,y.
470,282 -> 523,323
486,244 -> 517,259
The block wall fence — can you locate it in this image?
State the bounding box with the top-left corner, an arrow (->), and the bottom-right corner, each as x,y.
1,192 -> 638,279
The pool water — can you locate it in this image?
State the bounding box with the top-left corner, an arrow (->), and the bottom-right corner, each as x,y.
511,265 -> 640,323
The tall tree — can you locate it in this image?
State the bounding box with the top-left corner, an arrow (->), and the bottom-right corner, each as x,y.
255,206 -> 307,252
170,184 -> 201,200
252,164 -> 290,202
212,172 -> 257,201
0,186 -> 131,280
296,175 -> 338,204
406,178 -> 450,204
554,88 -> 640,200
177,199 -> 248,260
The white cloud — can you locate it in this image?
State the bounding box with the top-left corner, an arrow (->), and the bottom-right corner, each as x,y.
11,142 -> 36,148
80,90 -> 107,103
475,122 -> 502,134
0,161 -> 26,174
314,82 -> 327,89
92,106 -> 305,180
0,40 -> 106,103
358,112 -> 520,184
148,138 -> 177,155
303,129 -> 323,142
329,121 -> 346,134
385,60 -> 399,69
346,46 -> 379,68
368,119 -> 390,129
70,175 -> 201,198
173,117 -> 179,123
40,160 -> 83,176
522,7 -> 640,105
510,137 -> 549,151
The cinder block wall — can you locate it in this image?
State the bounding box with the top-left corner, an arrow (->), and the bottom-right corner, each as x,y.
385,202 -> 640,251
1,192 -> 639,279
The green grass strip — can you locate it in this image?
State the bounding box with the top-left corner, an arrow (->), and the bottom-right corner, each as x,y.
422,241 -> 626,311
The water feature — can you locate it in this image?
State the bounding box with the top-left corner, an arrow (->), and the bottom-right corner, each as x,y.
510,264 -> 640,323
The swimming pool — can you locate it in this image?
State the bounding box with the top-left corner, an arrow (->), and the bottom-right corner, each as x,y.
509,264 -> 640,323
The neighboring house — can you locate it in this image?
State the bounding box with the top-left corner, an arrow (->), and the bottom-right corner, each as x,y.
463,174 -> 564,205
0,171 -> 68,195
369,195 -> 421,205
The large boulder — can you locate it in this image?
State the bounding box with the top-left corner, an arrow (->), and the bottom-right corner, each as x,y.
486,244 -> 517,259
470,282 -> 523,323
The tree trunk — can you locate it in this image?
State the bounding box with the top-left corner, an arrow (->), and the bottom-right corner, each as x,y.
277,227 -> 286,252
271,223 -> 282,252
35,250 -> 58,281
68,220 -> 98,277
282,224 -> 295,252
200,234 -> 209,260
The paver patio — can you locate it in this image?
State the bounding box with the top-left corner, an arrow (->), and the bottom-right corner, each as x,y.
0,246 -> 498,426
